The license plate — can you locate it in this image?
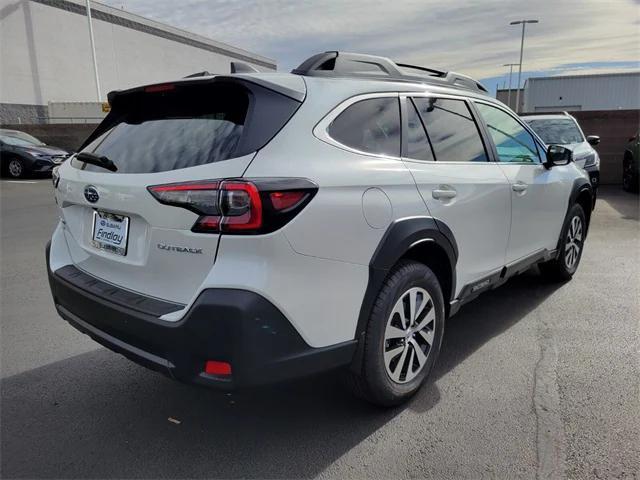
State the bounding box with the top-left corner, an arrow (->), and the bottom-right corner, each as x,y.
91,210 -> 129,256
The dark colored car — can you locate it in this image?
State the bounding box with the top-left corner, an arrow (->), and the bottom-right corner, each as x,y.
0,129 -> 70,178
623,131 -> 639,193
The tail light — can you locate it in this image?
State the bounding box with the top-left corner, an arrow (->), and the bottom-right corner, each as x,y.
148,178 -> 317,234
204,360 -> 232,376
144,83 -> 176,93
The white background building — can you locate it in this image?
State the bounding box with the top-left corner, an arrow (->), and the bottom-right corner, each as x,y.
523,72 -> 640,113
0,0 -> 276,123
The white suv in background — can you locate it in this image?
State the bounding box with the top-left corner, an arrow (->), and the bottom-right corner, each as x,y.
47,52 -> 594,406
522,112 -> 601,193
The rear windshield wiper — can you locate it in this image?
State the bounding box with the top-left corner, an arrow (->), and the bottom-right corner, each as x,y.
76,152 -> 118,172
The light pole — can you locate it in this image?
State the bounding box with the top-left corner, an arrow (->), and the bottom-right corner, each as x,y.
510,19 -> 538,113
503,63 -> 519,109
86,0 -> 101,101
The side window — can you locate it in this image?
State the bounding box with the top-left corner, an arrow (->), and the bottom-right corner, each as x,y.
475,103 -> 540,163
405,99 -> 435,161
413,97 -> 488,162
328,97 -> 401,157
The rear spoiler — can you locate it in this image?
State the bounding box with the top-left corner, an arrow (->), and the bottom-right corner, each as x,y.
106,74 -> 305,106
82,76 -> 305,151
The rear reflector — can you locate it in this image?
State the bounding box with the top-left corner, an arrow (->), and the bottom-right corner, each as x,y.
204,360 -> 232,376
270,191 -> 306,211
148,178 -> 317,235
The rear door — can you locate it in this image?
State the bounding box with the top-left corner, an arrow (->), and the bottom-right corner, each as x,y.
400,95 -> 511,297
472,101 -> 568,264
54,79 -> 300,305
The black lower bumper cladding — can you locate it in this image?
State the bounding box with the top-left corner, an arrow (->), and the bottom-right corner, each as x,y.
46,242 -> 356,388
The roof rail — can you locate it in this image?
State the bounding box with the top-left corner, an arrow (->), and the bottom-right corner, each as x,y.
291,51 -> 488,94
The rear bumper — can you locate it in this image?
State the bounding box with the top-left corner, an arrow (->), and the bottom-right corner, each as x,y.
46,242 -> 356,388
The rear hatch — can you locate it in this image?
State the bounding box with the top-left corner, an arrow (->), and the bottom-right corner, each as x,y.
54,77 -> 302,305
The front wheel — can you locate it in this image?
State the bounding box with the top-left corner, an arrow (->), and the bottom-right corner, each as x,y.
343,260 -> 445,406
622,162 -> 639,193
7,158 -> 26,178
539,203 -> 586,282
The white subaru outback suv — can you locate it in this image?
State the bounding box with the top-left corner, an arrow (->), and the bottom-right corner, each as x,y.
47,52 -> 593,406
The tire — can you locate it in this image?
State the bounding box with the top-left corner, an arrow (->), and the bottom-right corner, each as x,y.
7,157 -> 26,178
622,154 -> 639,193
539,203 -> 586,282
622,168 -> 639,193
343,260 -> 445,407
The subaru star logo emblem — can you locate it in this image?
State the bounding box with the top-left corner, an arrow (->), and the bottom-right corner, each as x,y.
84,185 -> 99,203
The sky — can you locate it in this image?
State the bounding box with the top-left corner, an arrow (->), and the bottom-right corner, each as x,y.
100,0 -> 640,94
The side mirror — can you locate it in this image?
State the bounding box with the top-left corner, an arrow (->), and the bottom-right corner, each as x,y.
544,145 -> 572,169
586,135 -> 600,146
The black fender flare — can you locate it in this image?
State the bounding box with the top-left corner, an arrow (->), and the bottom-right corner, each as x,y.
568,177 -> 593,211
566,177 -> 593,233
553,177 -> 593,256
350,216 -> 457,372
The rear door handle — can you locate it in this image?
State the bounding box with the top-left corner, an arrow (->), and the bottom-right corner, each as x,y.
512,182 -> 528,192
432,187 -> 457,200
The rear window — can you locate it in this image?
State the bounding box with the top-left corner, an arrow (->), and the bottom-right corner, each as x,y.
75,82 -> 299,174
328,97 -> 401,157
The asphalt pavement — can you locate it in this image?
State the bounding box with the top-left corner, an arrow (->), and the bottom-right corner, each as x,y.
1,179 -> 638,479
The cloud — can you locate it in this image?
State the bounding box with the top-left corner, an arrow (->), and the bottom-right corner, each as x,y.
99,0 -> 640,79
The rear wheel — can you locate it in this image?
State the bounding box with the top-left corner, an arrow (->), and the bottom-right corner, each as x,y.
343,260 -> 445,406
539,204 -> 586,282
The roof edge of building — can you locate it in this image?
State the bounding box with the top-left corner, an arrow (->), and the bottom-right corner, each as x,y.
527,71 -> 640,82
31,0 -> 276,69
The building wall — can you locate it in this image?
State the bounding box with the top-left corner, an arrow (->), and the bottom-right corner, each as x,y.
47,102 -> 105,124
570,110 -> 640,185
0,0 -> 276,122
496,89 -> 524,112
0,103 -> 48,124
523,73 -> 640,112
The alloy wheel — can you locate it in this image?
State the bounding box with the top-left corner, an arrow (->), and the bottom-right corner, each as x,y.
8,159 -> 23,178
383,287 -> 436,384
565,215 -> 583,270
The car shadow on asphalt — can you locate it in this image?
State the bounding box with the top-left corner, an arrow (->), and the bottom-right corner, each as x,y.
597,187 -> 639,221
0,271 -> 559,479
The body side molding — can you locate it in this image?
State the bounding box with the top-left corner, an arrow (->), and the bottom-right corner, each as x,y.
450,248 -> 557,316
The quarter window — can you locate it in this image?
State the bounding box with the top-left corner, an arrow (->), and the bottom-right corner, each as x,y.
475,103 -> 540,163
328,97 -> 401,157
412,98 -> 488,162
